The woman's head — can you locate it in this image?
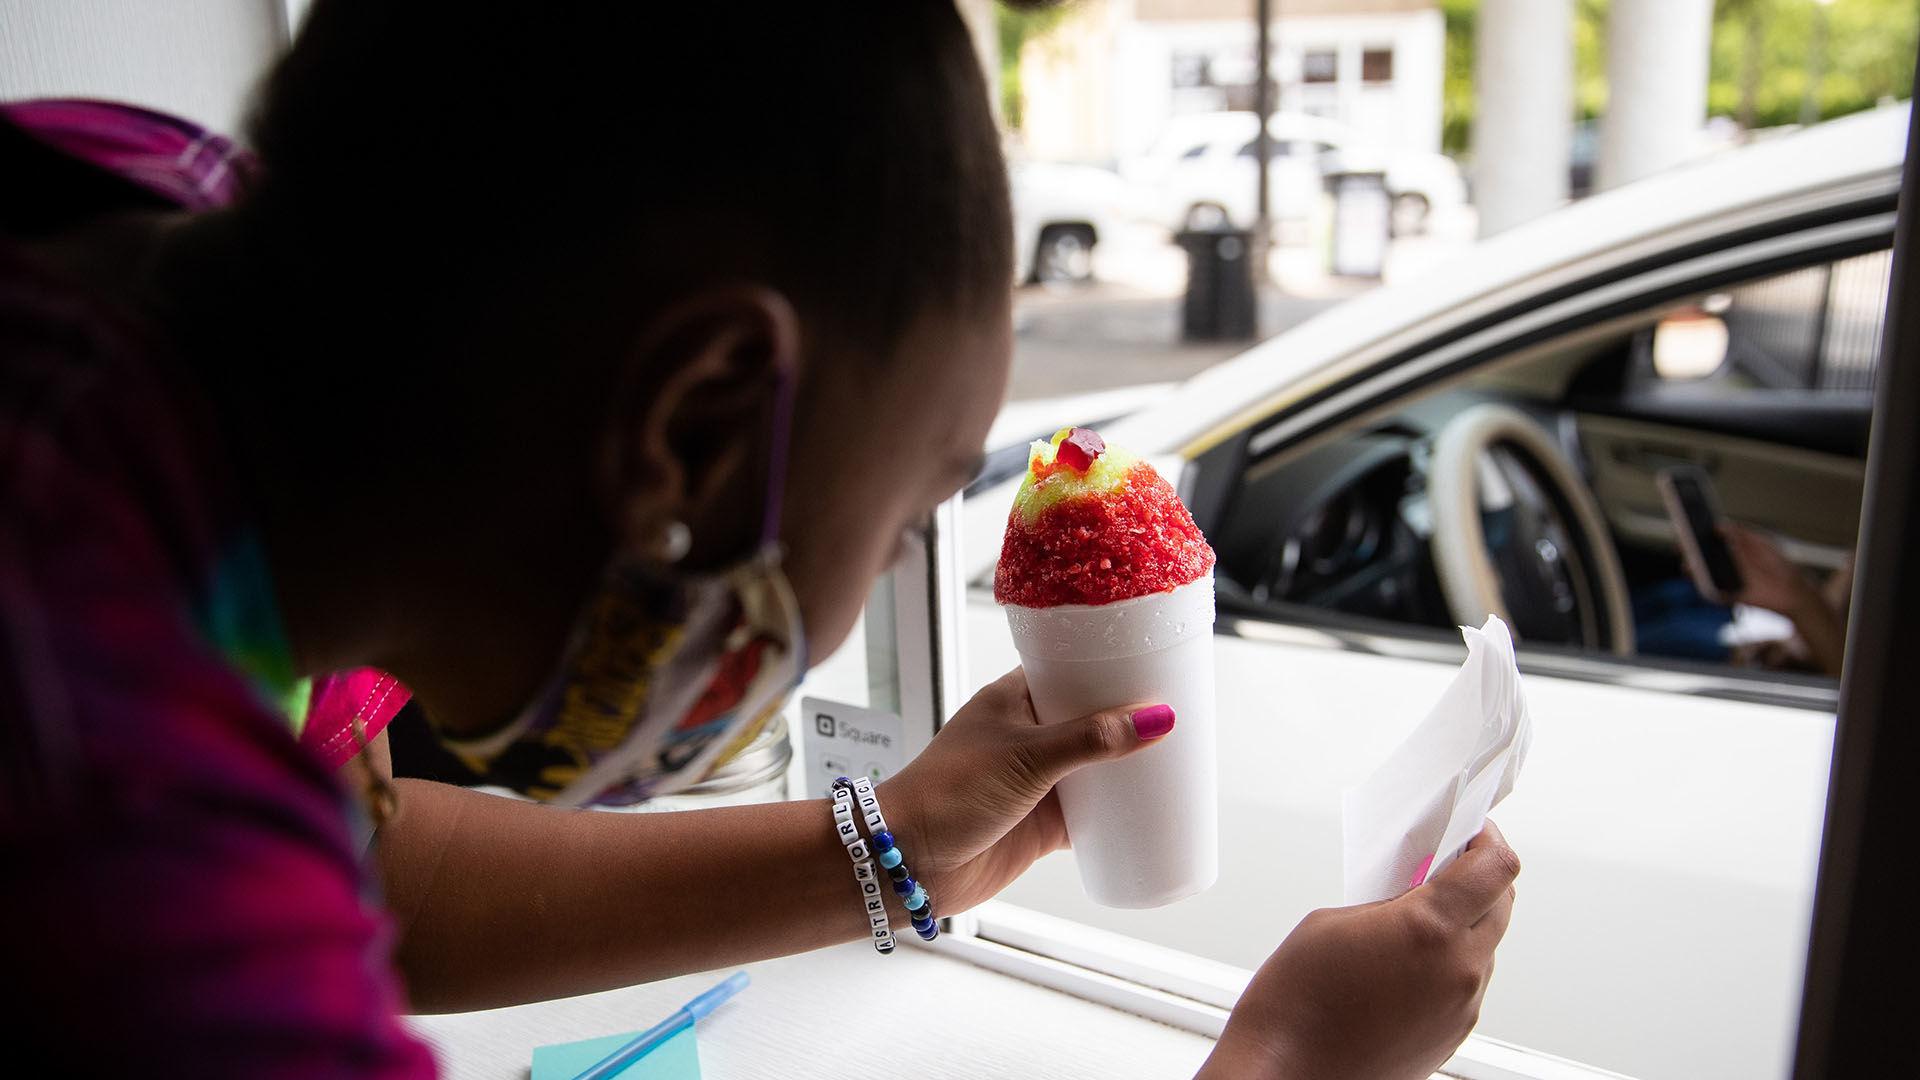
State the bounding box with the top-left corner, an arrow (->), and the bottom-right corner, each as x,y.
224,2 -> 1013,720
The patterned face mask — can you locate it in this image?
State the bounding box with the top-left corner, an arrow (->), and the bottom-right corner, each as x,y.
436,550 -> 805,806
435,372 -> 805,807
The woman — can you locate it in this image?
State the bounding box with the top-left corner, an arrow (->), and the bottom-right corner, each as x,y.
0,4 -> 1518,1077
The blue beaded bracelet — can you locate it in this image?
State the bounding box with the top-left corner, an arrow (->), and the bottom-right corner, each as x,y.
834,776 -> 939,942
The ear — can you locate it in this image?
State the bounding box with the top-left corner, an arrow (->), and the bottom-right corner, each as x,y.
604,285 -> 801,567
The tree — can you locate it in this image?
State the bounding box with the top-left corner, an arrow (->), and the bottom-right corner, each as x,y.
1442,0 -> 1916,157
998,2 -> 1073,131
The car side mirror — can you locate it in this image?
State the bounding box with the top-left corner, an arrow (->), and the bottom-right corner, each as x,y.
1652,304 -> 1731,380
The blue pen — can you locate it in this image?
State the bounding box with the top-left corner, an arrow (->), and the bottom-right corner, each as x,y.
571,970 -> 750,1080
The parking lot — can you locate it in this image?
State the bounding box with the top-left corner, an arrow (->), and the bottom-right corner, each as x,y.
1008,210 -> 1476,403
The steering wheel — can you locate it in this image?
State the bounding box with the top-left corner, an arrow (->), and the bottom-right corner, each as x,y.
1428,404 -> 1635,656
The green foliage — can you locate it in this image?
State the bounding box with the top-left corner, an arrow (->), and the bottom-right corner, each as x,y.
998,1 -> 1075,130
1443,0 -> 1916,157
1709,0 -> 1918,127
1573,0 -> 1610,120
1441,0 -> 1477,155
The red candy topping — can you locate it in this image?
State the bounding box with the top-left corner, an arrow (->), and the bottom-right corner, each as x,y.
995,462 -> 1216,608
1054,427 -> 1106,473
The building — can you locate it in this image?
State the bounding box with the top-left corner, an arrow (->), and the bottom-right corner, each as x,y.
1017,0 -> 1445,165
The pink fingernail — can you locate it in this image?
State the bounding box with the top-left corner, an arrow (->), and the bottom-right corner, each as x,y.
1131,704 -> 1175,740
1409,854 -> 1435,888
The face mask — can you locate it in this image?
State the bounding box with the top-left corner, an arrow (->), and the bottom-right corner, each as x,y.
437,377 -> 806,807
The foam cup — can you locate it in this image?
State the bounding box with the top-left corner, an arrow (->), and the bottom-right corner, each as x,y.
1004,573 -> 1218,908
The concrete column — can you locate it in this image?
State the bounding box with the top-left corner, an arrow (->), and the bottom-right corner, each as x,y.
1472,0 -> 1574,238
1597,0 -> 1714,190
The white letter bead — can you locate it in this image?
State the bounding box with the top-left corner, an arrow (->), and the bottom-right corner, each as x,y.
869,909 -> 891,931
847,839 -> 870,861
853,777 -> 873,795
865,896 -> 886,916
860,879 -> 881,898
854,861 -> 876,882
833,801 -> 854,824
874,937 -> 895,954
864,811 -> 887,834
836,819 -> 859,844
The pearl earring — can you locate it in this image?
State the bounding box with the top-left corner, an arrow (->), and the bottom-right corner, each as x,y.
652,519 -> 692,564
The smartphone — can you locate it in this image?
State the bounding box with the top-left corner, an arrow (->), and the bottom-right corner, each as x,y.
1657,466 -> 1744,603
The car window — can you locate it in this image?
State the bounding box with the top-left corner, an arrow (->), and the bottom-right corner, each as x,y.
1210,250 -> 1881,688
1646,249 -> 1892,392
1235,138 -> 1291,160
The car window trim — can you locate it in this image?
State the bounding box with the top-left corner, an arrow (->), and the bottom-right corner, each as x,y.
1215,603 -> 1840,713
1248,211 -> 1898,461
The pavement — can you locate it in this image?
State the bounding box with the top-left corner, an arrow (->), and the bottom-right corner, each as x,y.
1006,213 -> 1475,403
1008,280 -> 1350,401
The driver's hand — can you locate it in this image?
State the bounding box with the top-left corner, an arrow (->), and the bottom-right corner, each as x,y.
1721,523 -> 1820,617
1198,824 -> 1521,1080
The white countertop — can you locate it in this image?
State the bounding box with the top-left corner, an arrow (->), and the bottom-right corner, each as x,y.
409,941 -> 1219,1080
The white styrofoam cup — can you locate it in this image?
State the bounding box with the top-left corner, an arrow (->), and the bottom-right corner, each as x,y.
1004,573 -> 1219,908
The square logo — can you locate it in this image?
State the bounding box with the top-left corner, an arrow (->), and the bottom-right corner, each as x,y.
814,713 -> 837,738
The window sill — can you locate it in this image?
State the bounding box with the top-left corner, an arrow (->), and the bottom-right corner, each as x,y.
940,902 -> 1637,1080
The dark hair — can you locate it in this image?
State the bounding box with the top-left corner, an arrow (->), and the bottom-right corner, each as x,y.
243,2 -> 1011,367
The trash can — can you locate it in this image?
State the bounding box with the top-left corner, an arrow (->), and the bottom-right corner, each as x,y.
1324,170 -> 1391,279
1175,226 -> 1258,342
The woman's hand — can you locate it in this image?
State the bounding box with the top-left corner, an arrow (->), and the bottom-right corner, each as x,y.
1200,823 -> 1522,1080
878,667 -> 1169,914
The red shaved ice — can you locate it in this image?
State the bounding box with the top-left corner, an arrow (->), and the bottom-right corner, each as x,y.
995,461 -> 1215,608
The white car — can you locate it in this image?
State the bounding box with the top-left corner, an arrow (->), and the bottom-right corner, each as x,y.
1009,158 -> 1131,285
1126,110 -> 1468,236
964,105 -> 1910,1080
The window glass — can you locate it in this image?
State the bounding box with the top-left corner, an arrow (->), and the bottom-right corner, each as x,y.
1301,48 -> 1338,84
1361,47 -> 1394,83
1234,137 -> 1291,160
976,4 -> 1910,1078
1647,249 -> 1891,391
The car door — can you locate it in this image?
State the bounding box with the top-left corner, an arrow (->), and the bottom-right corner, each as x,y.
1567,249 -> 1891,565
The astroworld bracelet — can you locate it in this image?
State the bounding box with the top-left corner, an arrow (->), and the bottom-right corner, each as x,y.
833,775 -> 939,945
832,783 -> 895,954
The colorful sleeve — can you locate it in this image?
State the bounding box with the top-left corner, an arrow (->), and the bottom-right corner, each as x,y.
0,280 -> 437,1077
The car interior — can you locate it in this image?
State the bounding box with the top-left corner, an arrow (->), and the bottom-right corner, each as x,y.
1201,246 -> 1889,688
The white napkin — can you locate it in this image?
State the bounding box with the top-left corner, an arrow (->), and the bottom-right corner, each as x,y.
1342,615 -> 1532,905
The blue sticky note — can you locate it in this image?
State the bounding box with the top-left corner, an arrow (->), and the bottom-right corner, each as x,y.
530,1023 -> 701,1080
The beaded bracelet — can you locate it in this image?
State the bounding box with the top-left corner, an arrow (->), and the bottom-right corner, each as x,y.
834,776 -> 938,942
833,785 -> 896,954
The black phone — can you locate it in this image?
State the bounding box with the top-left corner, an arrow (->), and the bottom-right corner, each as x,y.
1657,466 -> 1744,602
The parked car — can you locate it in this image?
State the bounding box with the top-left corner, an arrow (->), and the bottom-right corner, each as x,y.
1124,110 -> 1468,236
963,104 -> 1910,1080
1009,158 -> 1130,285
